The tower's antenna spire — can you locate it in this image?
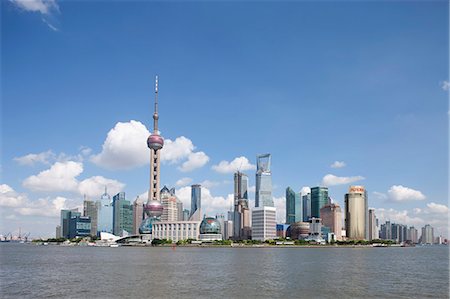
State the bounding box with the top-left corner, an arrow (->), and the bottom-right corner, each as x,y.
153,75 -> 159,133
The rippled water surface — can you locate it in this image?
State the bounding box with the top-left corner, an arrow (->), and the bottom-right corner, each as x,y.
1,244 -> 448,298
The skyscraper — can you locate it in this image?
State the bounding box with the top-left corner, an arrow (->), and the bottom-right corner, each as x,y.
310,187 -> 329,218
286,187 -> 302,224
189,184 -> 201,221
368,208 -> 378,241
113,192 -> 133,236
83,199 -> 98,236
320,203 -> 342,240
233,171 -> 250,240
161,186 -> 178,222
60,209 -> 81,238
255,154 -> 273,208
132,196 -> 144,235
407,226 -> 418,243
140,76 -> 164,234
302,192 -> 311,222
176,198 -> 183,221
421,224 -> 434,244
252,206 -> 277,241
97,188 -> 113,234
345,186 -> 368,240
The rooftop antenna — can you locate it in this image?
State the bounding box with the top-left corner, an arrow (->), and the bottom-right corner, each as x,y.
153,75 -> 159,133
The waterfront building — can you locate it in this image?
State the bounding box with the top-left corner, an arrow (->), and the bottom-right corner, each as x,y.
407,226 -> 418,243
421,224 -> 434,244
113,192 -> 133,236
55,225 -> 61,238
189,184 -> 202,221
224,220 -> 234,240
255,154 -> 273,208
344,186 -> 368,240
161,186 -> 178,222
251,206 -> 276,241
233,171 -> 251,240
286,187 -> 302,224
199,217 -> 222,241
68,216 -> 91,239
60,209 -> 81,238
176,198 -> 183,221
216,214 -> 225,239
97,189 -> 113,234
286,222 -> 310,240
276,224 -> 290,238
310,187 -> 329,218
320,203 -> 342,241
141,76 -> 165,235
368,208 -> 378,241
152,221 -> 201,242
83,199 -> 98,236
132,197 -> 145,235
379,220 -> 392,240
302,192 -> 311,222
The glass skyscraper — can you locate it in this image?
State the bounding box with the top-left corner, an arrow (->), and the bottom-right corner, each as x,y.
255,154 -> 273,208
112,192 -> 133,236
233,171 -> 250,240
302,192 -> 311,222
189,184 -> 201,221
97,189 -> 113,234
286,187 -> 302,224
310,186 -> 329,218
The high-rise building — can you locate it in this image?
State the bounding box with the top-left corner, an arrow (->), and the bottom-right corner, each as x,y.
286,187 -> 302,224
224,220 -> 234,240
251,206 -> 276,241
113,192 -> 133,236
140,76 -> 165,234
183,209 -> 190,221
68,216 -> 91,239
421,224 -> 434,244
55,225 -> 61,239
60,209 -> 81,238
176,198 -> 183,221
255,154 -> 273,208
407,226 -> 418,243
345,186 -> 368,240
161,186 -> 178,222
216,213 -> 225,239
83,199 -> 98,236
310,187 -> 329,218
189,184 -> 202,221
97,188 -> 113,234
233,171 -> 251,240
368,208 -> 378,241
132,197 -> 144,235
302,192 -> 311,222
320,203 -> 342,240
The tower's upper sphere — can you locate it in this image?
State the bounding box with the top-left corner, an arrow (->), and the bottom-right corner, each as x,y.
144,200 -> 163,218
147,134 -> 164,150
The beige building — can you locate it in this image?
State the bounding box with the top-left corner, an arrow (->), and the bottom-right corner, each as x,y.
345,186 -> 368,240
152,221 -> 201,242
160,186 -> 178,222
132,197 -> 144,235
320,203 -> 342,241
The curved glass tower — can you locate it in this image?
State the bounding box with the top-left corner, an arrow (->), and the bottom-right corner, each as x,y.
255,154 -> 273,208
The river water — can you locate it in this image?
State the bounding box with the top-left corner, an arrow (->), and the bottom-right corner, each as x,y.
0,243 -> 448,298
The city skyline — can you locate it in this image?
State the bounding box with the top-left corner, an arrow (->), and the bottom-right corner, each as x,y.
1,1 -> 448,238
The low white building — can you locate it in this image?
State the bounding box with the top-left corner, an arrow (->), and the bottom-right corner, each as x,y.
251,206 -> 276,241
152,221 -> 201,242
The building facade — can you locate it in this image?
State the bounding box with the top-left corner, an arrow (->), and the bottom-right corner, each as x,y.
302,192 -> 311,222
68,216 -> 91,239
255,154 -> 273,208
233,171 -> 251,240
113,192 -> 133,236
152,221 -> 201,242
61,209 -> 81,238
286,187 -> 302,224
310,187 -> 329,218
189,184 -> 202,221
344,186 -> 368,240
252,206 -> 276,241
97,189 -> 113,234
368,208 -> 378,241
83,199 -> 98,236
421,224 -> 434,244
161,186 -> 178,222
320,203 -> 342,241
132,197 -> 144,235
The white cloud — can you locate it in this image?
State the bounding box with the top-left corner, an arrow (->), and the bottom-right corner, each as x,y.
212,156 -> 256,174
175,186 -> 233,217
10,0 -> 58,14
321,174 -> 365,186
178,152 -> 209,172
273,196 -> 286,224
248,185 -> 256,193
372,191 -> 388,201
425,202 -> 448,214
441,80 -> 450,91
14,150 -> 55,166
23,161 -> 83,192
175,177 -> 193,187
300,186 -> 311,195
79,146 -> 92,156
78,176 -> 125,199
0,184 -> 27,208
91,121 -> 208,172
330,161 -> 346,168
387,185 -> 426,202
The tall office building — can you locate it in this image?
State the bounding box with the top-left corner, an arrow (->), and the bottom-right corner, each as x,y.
255,154 -> 273,207
113,192 -> 133,236
286,187 -> 302,224
310,187 -> 329,218
161,186 -> 178,222
216,213 -> 225,239
407,226 -> 418,243
368,208 -> 378,241
55,225 -> 62,238
132,197 -> 144,235
183,209 -> 190,221
97,188 -> 113,234
140,76 -> 165,234
421,224 -> 434,244
345,186 -> 368,240
302,192 -> 311,222
60,209 -> 81,238
176,198 -> 183,221
320,203 -> 342,240
83,199 -> 98,236
233,171 -> 251,240
189,184 -> 202,221
380,221 -> 392,240
252,206 -> 276,241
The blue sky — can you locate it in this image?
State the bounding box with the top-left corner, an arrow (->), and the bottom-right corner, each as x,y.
1,0 -> 448,238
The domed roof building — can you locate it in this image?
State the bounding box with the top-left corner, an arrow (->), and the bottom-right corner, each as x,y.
199,217 -> 222,241
286,222 -> 310,240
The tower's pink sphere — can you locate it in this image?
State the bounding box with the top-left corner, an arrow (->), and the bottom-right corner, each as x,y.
144,200 -> 163,218
147,134 -> 164,150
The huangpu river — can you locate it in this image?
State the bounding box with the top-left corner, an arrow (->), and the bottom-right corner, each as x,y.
1,243 -> 448,298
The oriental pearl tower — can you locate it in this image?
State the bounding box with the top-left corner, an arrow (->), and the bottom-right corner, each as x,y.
139,76 -> 164,234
